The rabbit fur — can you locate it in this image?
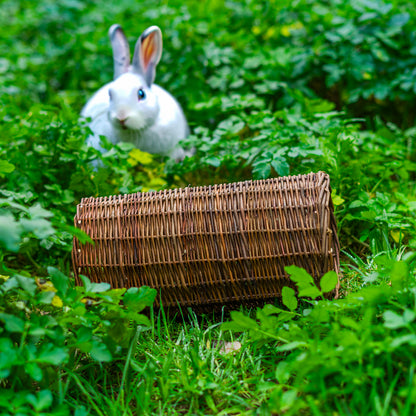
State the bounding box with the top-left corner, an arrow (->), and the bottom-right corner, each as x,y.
82,24 -> 189,160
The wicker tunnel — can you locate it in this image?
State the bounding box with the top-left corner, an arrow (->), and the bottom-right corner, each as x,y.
72,171 -> 340,309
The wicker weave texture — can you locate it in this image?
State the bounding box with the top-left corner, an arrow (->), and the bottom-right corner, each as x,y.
72,171 -> 340,308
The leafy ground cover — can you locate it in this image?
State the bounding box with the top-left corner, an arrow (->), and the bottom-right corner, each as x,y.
1,0 -> 416,414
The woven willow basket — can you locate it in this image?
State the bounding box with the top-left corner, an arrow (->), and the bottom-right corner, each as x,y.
72,171 -> 340,309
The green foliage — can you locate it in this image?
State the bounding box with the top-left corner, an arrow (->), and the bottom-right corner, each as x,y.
223,256 -> 416,414
0,268 -> 156,415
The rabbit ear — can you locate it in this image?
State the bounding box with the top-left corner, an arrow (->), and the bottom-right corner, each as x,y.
109,24 -> 130,79
132,26 -> 162,86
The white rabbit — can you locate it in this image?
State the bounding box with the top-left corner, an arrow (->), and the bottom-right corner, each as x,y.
82,24 -> 189,160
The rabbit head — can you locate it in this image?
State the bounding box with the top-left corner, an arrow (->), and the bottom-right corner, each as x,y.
107,25 -> 163,132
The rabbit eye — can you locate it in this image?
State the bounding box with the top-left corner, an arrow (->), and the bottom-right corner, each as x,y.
108,89 -> 113,100
137,88 -> 146,101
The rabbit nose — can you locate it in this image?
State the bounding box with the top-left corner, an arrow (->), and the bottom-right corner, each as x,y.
116,112 -> 127,123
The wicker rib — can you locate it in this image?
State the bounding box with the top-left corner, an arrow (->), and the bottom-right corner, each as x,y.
72,171 -> 340,309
